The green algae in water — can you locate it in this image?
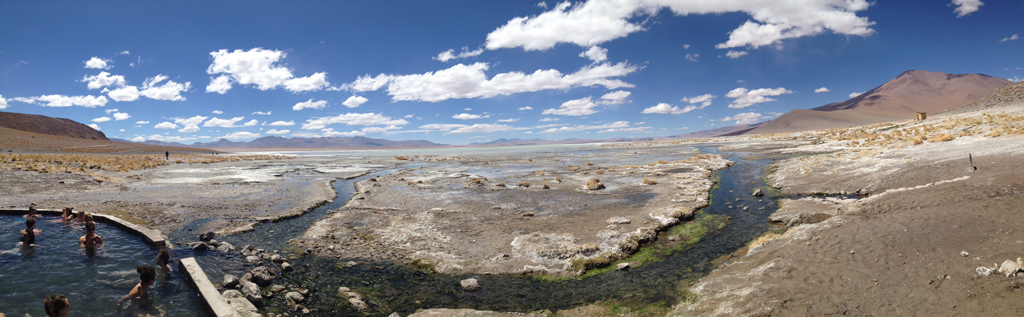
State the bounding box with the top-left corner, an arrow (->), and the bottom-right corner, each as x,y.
577,214 -> 731,279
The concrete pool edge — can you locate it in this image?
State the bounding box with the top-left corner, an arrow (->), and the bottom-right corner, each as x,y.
180,257 -> 240,317
0,208 -> 167,247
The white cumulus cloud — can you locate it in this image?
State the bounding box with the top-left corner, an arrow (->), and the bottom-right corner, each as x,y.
450,123 -> 514,134
498,118 -> 520,123
434,47 -> 485,62
203,116 -> 247,128
293,99 -> 328,111
725,51 -> 748,59
484,0 -> 874,51
243,119 -> 259,127
542,97 -> 599,116
681,94 -> 715,107
1001,34 -> 1019,42
814,87 -> 831,93
155,122 -> 178,129
600,90 -> 631,104
84,57 -> 110,69
952,0 -> 983,17
342,95 -> 369,108
452,113 -> 490,120
721,112 -> 764,125
345,62 -> 638,102
88,123 -> 101,130
174,115 -> 208,133
579,46 -> 608,62
725,87 -> 792,108
269,120 -> 295,126
12,95 -> 108,108
205,48 -> 330,93
685,54 -> 699,62
518,106 -> 533,110
113,112 -> 131,120
82,72 -> 125,89
540,121 -> 629,133
141,75 -> 191,101
107,86 -> 140,102
419,123 -> 469,132
92,117 -> 111,123
301,113 -> 409,130
0,94 -> 7,109
252,111 -> 272,115
212,110 -> 224,114
641,103 -> 705,115
266,129 -> 290,135
136,121 -> 150,124
539,117 -> 559,122
849,91 -> 863,98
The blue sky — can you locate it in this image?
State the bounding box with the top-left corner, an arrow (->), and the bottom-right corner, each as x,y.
1,0 -> 1021,145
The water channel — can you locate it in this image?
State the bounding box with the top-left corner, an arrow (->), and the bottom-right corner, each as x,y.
167,148 -> 791,316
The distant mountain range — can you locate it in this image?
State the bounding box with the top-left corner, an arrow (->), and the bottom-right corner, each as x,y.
748,70 -> 1011,134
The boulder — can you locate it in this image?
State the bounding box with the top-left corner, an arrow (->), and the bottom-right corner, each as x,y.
285,291 -> 305,304
239,281 -> 263,306
281,262 -> 294,272
249,266 -> 275,286
245,255 -> 260,263
223,274 -> 240,289
218,242 -> 236,253
345,261 -> 359,268
348,298 -> 370,312
208,239 -> 220,247
460,278 -> 481,291
271,254 -> 284,263
338,286 -> 351,297
342,291 -> 362,301
270,285 -> 286,293
616,263 -> 631,270
999,259 -> 1022,277
199,232 -> 215,242
752,188 -> 765,197
585,178 -> 606,190
222,290 -> 261,317
191,242 -> 209,252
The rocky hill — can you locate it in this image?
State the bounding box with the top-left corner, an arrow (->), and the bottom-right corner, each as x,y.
952,80 -> 1024,114
748,70 -> 1011,134
0,111 -> 108,140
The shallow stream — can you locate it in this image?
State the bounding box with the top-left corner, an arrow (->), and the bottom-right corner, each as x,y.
167,148 -> 789,316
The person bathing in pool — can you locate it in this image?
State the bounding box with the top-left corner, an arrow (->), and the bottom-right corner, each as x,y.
44,294 -> 70,317
61,207 -> 74,222
118,265 -> 156,309
20,217 -> 41,247
79,221 -> 103,249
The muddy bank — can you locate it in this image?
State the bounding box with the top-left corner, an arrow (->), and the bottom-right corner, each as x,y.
297,149 -> 731,276
675,107 -> 1024,316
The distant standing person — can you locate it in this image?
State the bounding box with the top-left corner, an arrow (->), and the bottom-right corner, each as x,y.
165,151 -> 169,160
43,294 -> 70,317
80,221 -> 103,249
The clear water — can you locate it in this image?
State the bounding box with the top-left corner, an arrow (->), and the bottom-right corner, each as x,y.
0,215 -> 209,316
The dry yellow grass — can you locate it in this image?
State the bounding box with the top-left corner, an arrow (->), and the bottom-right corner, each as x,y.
0,153 -> 287,177
642,177 -> 658,185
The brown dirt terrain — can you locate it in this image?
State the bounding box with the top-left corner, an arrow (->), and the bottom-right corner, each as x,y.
673,106 -> 1024,316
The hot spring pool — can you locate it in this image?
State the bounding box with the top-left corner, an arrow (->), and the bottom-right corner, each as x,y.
0,214 -> 209,316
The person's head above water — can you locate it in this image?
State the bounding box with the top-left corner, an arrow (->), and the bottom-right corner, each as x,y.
85,221 -> 95,233
44,294 -> 70,317
138,264 -> 156,285
157,249 -> 171,266
26,217 -> 36,229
